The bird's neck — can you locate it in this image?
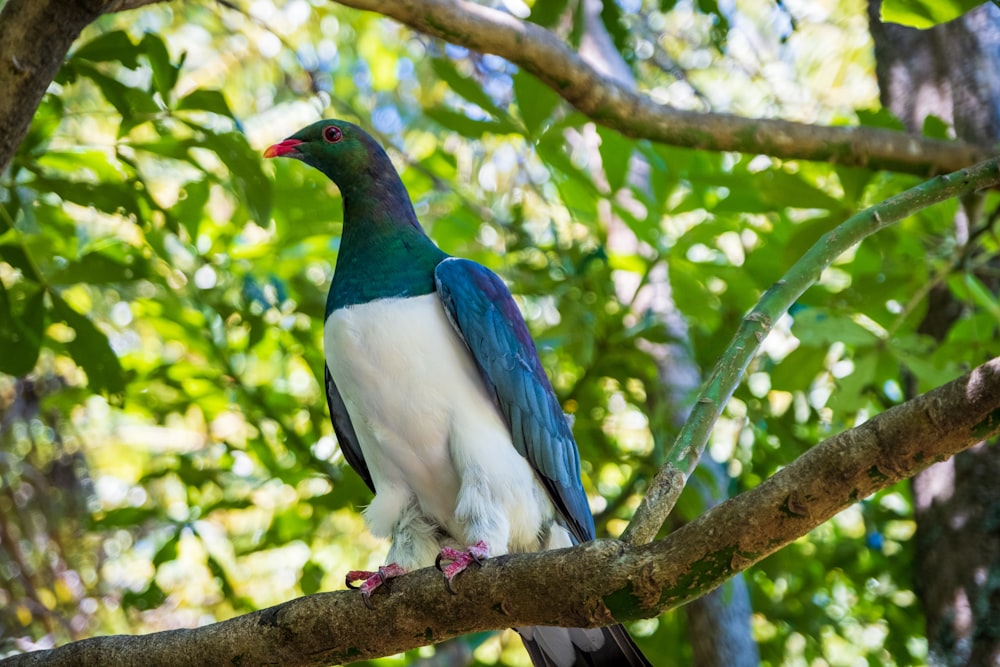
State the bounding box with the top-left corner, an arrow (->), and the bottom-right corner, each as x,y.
327,182 -> 447,313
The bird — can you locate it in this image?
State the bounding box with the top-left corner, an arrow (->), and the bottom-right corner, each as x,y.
264,119 -> 651,667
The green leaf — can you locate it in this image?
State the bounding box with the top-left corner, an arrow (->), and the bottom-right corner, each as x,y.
139,33 -> 179,101
171,178 -> 211,240
48,251 -> 149,285
600,0 -> 631,60
92,506 -> 157,528
49,292 -> 126,395
695,0 -> 731,39
881,0 -> 985,28
152,530 -> 180,566
122,582 -> 166,611
783,214 -> 843,265
73,30 -> 141,69
792,309 -> 880,347
889,334 -> 958,391
190,124 -> 272,226
38,148 -> 125,181
829,353 -> 878,414
300,560 -> 324,596
431,58 -> 514,125
528,0 -> 570,26
425,106 -> 518,138
770,345 -> 826,391
0,243 -> 41,282
597,126 -> 633,192
834,165 -> 874,205
34,176 -> 143,221
512,70 -> 561,138
855,108 -> 906,131
754,170 -> 844,211
207,554 -> 238,601
922,114 -> 952,139
0,282 -> 45,376
176,89 -> 235,118
18,94 -> 64,158
74,62 -> 161,134
962,273 -> 1000,323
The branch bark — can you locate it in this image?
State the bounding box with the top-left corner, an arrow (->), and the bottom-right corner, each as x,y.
330,0 -> 993,177
4,356 -> 999,667
0,0 -> 169,173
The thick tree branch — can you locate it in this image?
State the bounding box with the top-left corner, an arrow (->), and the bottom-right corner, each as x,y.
4,357 -> 999,667
0,0 -> 169,173
330,0 -> 992,177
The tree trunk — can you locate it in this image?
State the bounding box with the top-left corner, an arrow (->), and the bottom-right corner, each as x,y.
868,3 -> 1000,665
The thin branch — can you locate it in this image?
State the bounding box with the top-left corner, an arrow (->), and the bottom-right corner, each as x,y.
3,356 -> 999,666
621,154 -> 1000,546
330,0 -> 992,176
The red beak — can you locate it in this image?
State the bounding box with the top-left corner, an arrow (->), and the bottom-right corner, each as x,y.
263,138 -> 303,158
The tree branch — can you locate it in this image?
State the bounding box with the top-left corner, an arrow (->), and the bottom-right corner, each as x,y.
330,0 -> 992,177
4,357 -> 999,666
0,0 -> 170,173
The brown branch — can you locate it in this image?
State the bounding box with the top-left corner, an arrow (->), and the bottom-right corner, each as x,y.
330,0 -> 992,177
5,357 -> 999,667
0,0 -> 170,173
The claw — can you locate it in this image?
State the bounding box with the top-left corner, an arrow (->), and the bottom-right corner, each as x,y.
345,564 -> 406,608
435,541 -> 489,594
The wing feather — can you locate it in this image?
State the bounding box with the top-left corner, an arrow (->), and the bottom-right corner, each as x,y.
324,365 -> 374,493
434,258 -> 595,543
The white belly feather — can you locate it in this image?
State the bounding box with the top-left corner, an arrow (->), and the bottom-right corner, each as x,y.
324,294 -> 560,570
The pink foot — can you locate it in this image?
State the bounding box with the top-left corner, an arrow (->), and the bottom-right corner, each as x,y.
435,540 -> 489,594
345,563 -> 406,608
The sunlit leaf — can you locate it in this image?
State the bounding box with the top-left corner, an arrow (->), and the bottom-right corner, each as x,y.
881,0 -> 984,28
140,33 -> 179,101
73,62 -> 161,134
188,122 -> 272,226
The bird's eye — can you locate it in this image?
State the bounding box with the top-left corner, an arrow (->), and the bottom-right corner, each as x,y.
323,125 -> 343,143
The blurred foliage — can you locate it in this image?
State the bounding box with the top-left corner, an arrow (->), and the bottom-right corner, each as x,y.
1,1 -> 998,665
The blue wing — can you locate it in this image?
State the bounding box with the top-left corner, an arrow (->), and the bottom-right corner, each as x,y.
324,365 -> 374,493
434,257 -> 596,543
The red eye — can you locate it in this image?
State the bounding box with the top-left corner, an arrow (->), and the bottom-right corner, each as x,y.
323,125 -> 343,143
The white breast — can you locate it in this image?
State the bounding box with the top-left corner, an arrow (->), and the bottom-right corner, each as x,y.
324,294 -> 556,567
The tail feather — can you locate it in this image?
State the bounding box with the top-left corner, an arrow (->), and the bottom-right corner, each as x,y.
518,623 -> 652,667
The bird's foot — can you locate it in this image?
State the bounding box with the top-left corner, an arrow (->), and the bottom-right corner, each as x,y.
435,540 -> 489,594
345,564 -> 406,609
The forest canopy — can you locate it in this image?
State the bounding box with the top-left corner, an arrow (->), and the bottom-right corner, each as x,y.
1,0 -> 999,665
